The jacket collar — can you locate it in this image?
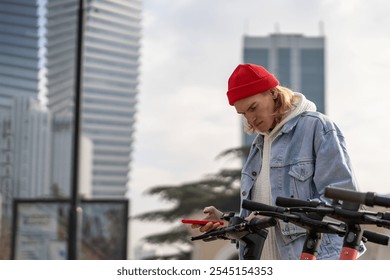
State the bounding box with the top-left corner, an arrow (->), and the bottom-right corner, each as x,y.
252,113 -> 303,148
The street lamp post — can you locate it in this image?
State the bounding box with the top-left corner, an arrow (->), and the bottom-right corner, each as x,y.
68,0 -> 85,260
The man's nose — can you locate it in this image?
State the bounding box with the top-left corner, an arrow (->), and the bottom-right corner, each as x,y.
246,112 -> 256,123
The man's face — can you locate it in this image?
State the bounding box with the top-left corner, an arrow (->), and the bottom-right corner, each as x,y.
234,91 -> 276,133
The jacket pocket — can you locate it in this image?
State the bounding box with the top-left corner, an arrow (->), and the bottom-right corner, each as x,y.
288,161 -> 315,199
288,161 -> 314,181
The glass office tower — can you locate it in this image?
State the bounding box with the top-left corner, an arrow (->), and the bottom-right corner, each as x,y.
46,0 -> 142,198
0,0 -> 41,107
242,33 -> 325,146
0,1 -> 50,200
0,0 -> 50,241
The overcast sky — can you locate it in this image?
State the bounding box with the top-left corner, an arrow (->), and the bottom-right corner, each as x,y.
128,0 -> 390,257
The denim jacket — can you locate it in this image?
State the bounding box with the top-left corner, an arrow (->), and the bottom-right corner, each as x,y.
239,111 -> 359,260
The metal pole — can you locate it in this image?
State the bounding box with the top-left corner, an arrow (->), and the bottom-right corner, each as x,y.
68,0 -> 84,260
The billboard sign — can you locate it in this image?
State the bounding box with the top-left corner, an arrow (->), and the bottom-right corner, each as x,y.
12,199 -> 128,260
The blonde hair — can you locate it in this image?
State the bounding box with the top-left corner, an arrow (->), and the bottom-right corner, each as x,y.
243,86 -> 299,134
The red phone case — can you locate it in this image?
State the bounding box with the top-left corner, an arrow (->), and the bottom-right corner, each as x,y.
181,219 -> 224,225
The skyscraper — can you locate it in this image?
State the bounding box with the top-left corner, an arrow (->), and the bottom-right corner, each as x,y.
46,0 -> 142,198
0,0 -> 50,213
242,33 -> 325,146
0,0 -> 41,107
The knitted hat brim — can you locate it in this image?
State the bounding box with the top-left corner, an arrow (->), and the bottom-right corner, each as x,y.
227,77 -> 279,105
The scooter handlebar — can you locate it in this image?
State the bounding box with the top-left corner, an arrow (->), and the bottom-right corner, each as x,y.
363,230 -> 389,246
242,199 -> 285,213
325,186 -> 390,208
275,196 -> 323,208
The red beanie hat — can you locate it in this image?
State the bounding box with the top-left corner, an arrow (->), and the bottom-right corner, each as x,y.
227,64 -> 279,106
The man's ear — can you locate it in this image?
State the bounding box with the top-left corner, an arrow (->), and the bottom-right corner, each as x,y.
270,90 -> 277,99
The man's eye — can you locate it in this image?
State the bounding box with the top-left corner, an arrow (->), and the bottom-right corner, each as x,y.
249,106 -> 256,111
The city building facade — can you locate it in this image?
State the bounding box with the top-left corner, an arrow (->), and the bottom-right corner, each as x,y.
0,0 -> 50,216
0,0 -> 141,259
46,0 -> 142,198
0,0 -> 42,108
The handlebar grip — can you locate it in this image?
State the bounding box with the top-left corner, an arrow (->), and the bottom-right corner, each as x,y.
242,199 -> 285,213
363,230 -> 389,246
325,186 -> 367,204
325,186 -> 390,208
275,196 -> 323,208
372,195 -> 390,208
249,217 -> 277,231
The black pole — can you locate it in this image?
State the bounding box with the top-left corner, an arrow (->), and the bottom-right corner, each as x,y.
68,0 -> 84,260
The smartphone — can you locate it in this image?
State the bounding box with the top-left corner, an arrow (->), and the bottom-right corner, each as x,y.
181,219 -> 224,225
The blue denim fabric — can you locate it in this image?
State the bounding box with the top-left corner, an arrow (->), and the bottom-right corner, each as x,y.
238,111 -> 358,260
